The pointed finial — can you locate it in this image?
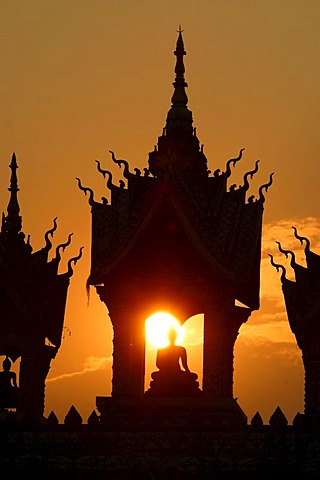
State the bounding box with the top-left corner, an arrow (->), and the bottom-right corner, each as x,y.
3,153 -> 22,235
251,411 -> 263,427
171,27 -> 188,107
46,410 -> 59,427
8,153 -> 20,216
165,29 -> 193,135
269,406 -> 288,428
64,405 -> 83,426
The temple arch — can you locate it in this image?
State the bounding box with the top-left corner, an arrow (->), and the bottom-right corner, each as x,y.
144,313 -> 204,393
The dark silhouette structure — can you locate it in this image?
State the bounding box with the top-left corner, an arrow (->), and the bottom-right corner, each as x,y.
78,30 -> 273,427
3,30 -> 320,479
0,153 -> 82,420
270,227 -> 320,424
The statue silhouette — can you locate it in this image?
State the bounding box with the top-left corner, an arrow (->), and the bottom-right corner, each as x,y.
145,327 -> 202,397
153,327 -> 197,379
0,356 -> 18,408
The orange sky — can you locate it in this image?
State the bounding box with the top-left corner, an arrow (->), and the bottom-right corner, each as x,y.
1,1 -> 320,423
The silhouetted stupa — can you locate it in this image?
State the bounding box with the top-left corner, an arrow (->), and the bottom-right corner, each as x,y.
0,153 -> 82,420
3,29 -> 320,480
78,29 -> 273,428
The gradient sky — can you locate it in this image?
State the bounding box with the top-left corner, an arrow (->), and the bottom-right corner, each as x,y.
1,1 -> 320,423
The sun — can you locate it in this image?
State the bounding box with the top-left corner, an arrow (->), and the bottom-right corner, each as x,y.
145,312 -> 185,348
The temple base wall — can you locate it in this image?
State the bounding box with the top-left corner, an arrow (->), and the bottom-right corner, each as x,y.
96,396 -> 247,430
0,427 -> 319,479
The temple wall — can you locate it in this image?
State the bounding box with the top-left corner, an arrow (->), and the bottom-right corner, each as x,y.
0,427 -> 319,479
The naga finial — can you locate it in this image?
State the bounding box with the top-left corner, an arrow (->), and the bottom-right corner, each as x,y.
109,150 -> 132,178
269,254 -> 287,282
258,172 -> 274,202
66,246 -> 84,278
95,160 -> 126,191
292,226 -> 311,253
276,241 -> 298,269
224,148 -> 244,178
95,159 -> 109,179
44,217 -> 58,253
54,233 -> 73,263
243,160 -> 259,192
76,178 -> 97,206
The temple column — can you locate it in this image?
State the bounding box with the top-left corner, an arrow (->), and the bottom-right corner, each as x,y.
131,313 -> 146,397
302,343 -> 320,420
18,346 -> 55,419
18,354 -> 37,417
37,346 -> 56,416
203,302 -> 230,397
203,303 -> 249,398
108,300 -> 145,397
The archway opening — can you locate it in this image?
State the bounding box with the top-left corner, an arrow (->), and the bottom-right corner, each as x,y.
144,313 -> 204,392
145,312 -> 185,348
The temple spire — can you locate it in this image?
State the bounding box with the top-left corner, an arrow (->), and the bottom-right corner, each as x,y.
171,26 -> 188,107
148,30 -> 206,178
3,153 -> 22,235
8,153 -> 20,215
166,28 -> 193,136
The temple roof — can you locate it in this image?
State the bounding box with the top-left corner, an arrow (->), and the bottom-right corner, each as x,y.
79,31 -> 273,310
270,228 -> 320,347
0,154 -> 82,359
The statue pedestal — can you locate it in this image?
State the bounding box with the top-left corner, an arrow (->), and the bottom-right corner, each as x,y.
96,396 -> 247,431
144,371 -> 202,398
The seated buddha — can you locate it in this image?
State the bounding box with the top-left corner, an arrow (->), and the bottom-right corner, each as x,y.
0,356 -> 19,408
145,327 -> 202,397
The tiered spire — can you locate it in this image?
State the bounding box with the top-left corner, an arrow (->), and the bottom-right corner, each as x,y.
148,29 -> 204,178
171,26 -> 188,108
165,27 -> 193,136
2,153 -> 22,237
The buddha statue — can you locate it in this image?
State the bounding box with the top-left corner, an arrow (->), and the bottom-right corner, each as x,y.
145,327 -> 202,397
0,356 -> 18,408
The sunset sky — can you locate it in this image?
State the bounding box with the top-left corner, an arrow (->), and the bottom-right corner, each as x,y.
1,1 -> 320,423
